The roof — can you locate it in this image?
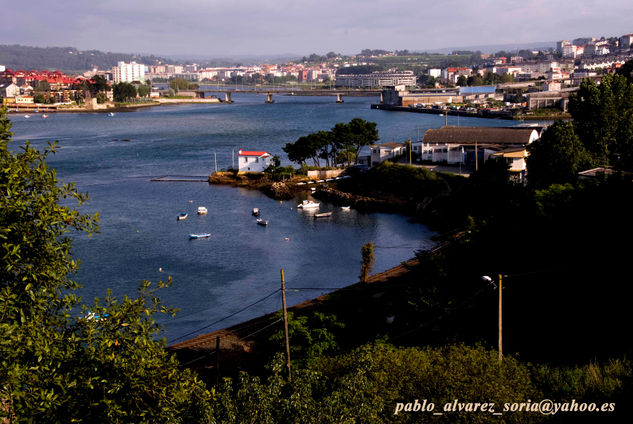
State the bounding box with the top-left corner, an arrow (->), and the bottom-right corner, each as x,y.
421,126 -> 537,146
374,142 -> 404,150
459,86 -> 496,95
237,150 -> 270,157
491,148 -> 527,158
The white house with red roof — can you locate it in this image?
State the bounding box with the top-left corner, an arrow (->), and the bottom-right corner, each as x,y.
237,149 -> 272,172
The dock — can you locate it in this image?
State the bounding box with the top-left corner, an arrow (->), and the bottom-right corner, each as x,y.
151,175 -> 210,182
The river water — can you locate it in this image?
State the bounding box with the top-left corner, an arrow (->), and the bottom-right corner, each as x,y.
8,94 -> 512,342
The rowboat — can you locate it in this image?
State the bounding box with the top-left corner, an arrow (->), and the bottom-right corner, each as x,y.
189,233 -> 210,239
197,206 -> 208,215
177,213 -> 188,221
314,211 -> 333,219
256,218 -> 269,226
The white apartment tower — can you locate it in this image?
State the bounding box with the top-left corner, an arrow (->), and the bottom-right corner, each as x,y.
112,61 -> 145,83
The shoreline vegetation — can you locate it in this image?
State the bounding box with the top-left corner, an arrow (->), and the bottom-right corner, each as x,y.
6,97 -> 222,114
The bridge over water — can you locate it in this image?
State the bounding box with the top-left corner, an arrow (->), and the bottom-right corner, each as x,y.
192,87 -> 383,104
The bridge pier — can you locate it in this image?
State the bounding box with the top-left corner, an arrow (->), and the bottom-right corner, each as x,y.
265,93 -> 274,103
336,93 -> 344,103
380,92 -> 384,104
224,92 -> 232,103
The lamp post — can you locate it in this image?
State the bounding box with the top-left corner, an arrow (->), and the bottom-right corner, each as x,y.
482,275 -> 504,362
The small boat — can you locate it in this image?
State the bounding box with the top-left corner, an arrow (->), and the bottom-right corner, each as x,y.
341,206 -> 351,211
108,112 -> 115,117
24,115 -> 31,118
41,114 -> 49,118
252,208 -> 260,216
177,213 -> 188,221
189,233 -> 210,239
297,200 -> 320,209
314,211 -> 333,219
310,187 -> 316,193
256,218 -> 269,226
197,206 -> 208,215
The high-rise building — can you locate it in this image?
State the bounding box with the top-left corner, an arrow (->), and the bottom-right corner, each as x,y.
112,61 -> 145,83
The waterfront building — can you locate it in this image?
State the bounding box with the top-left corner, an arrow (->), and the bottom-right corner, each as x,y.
335,70 -> 416,88
112,61 -> 145,83
381,85 -> 462,107
369,142 -> 406,167
237,150 -> 272,173
415,126 -> 541,181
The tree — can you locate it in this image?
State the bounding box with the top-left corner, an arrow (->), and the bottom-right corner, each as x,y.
359,242 -> 375,283
456,75 -> 467,86
616,59 -> 633,84
112,82 -> 137,102
526,121 -> 593,188
137,82 -> 151,98
569,74 -> 633,169
331,118 -> 379,163
0,107 -> 212,422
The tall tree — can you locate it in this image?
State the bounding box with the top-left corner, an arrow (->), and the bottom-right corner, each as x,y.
526,121 -> 593,188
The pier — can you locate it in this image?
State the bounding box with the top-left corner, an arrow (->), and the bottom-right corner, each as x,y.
151,175 -> 210,182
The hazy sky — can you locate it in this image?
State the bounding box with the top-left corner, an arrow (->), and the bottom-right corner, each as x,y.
3,0 -> 633,57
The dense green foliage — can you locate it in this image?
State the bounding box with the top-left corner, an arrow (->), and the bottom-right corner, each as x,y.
0,44 -> 169,72
283,118 -> 378,167
210,343 -> 630,423
0,107 -> 213,422
169,78 -> 199,91
112,82 -> 138,102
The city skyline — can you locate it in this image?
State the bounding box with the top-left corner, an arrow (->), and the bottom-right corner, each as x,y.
3,0 -> 633,57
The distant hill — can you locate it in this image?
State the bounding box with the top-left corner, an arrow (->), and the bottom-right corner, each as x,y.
0,45 -> 173,72
426,41 -> 556,55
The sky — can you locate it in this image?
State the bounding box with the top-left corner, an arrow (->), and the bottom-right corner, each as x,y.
3,0 -> 633,57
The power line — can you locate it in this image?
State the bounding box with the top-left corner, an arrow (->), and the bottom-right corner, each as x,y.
168,289 -> 280,345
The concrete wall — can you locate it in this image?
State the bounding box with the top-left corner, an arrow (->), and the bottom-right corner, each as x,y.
307,169 -> 345,179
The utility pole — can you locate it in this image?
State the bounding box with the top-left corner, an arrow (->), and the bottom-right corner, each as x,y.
214,152 -> 217,172
408,138 -> 412,165
215,336 -> 220,385
498,274 -> 503,362
280,269 -> 292,382
475,141 -> 479,172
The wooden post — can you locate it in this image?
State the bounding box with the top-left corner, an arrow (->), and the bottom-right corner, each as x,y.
475,141 -> 479,172
408,138 -> 412,165
215,336 -> 220,385
498,274 -> 503,362
280,269 -> 292,382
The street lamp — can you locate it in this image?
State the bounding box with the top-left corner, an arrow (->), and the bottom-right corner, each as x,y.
482,274 -> 504,362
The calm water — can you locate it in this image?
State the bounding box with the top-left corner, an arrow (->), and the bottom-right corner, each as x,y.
8,94 -> 512,342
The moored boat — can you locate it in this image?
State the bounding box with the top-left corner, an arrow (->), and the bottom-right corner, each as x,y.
177,213 -> 188,221
256,218 -> 269,226
252,208 -> 260,216
24,115 -> 31,118
297,200 -> 320,209
314,211 -> 333,219
189,233 -> 210,239
341,206 -> 351,211
197,206 -> 208,215
41,114 -> 49,118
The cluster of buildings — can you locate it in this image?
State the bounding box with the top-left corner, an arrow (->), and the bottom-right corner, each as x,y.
0,68 -> 91,107
557,34 -> 633,59
357,126 -> 544,182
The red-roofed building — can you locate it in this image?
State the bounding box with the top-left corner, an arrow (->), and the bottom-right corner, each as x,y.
237,149 -> 272,172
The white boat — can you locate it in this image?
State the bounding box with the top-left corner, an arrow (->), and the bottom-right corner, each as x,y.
197,206 -> 208,215
177,213 -> 188,221
24,115 -> 31,118
41,114 -> 49,118
314,211 -> 333,219
108,112 -> 115,117
189,233 -> 210,239
297,200 -> 320,209
252,208 -> 260,216
256,218 -> 269,226
341,206 -> 351,211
